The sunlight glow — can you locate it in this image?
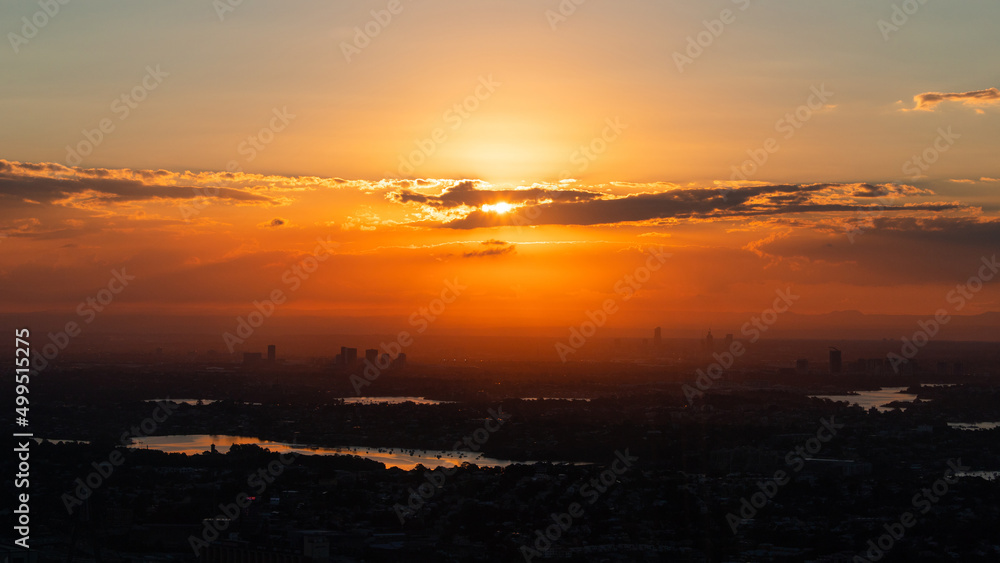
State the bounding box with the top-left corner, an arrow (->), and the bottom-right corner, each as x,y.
482,202 -> 515,214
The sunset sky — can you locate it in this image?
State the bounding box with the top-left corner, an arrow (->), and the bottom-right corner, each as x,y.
2,0 -> 999,340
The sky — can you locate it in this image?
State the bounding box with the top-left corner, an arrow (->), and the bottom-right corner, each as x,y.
1,0 -> 999,342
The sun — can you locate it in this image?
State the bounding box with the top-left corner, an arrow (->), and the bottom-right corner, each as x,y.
482,202 -> 515,214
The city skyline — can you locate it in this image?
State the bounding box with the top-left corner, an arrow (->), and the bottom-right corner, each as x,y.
5,3 -> 1000,560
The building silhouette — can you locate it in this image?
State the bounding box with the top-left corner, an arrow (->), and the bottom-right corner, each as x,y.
393,353 -> 407,368
267,344 -> 276,362
340,347 -> 358,366
829,347 -> 842,374
705,330 -> 715,355
653,327 -> 662,347
365,349 -> 379,364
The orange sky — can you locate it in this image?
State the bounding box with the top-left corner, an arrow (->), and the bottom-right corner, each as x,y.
1,1 -> 999,342
1,160 -> 998,340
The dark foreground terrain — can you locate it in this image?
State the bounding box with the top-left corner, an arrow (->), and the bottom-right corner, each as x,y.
3,351 -> 1000,562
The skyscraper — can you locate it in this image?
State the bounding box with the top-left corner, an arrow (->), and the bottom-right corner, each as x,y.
705,330 -> 715,354
393,353 -> 407,368
365,349 -> 379,364
653,327 -> 662,347
829,347 -> 842,374
267,345 -> 276,362
341,347 -> 358,366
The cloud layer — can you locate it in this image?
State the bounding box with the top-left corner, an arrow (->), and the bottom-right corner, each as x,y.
390,182 -> 966,229
911,88 -> 1000,111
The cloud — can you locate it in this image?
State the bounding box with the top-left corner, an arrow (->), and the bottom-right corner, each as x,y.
743,230 -> 790,259
0,162 -> 275,207
750,216 -> 1000,286
0,159 -> 381,212
389,180 -> 602,209
1,175 -> 271,205
341,206 -> 388,231
411,183 -> 963,229
462,240 -> 516,258
0,160 -> 986,239
909,88 -> 1000,112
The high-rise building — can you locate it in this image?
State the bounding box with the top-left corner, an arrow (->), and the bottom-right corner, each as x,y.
705,330 -> 715,354
365,349 -> 379,364
341,347 -> 358,365
796,358 -> 809,375
653,327 -> 662,346
829,347 -> 842,374
724,333 -> 734,350
267,345 -> 276,362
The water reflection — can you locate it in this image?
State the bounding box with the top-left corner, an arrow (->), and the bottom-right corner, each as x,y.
947,422 -> 1000,431
810,387 -> 919,412
955,470 -> 1000,481
340,396 -> 454,405
521,397 -> 592,402
145,398 -> 219,405
130,434 -> 517,470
